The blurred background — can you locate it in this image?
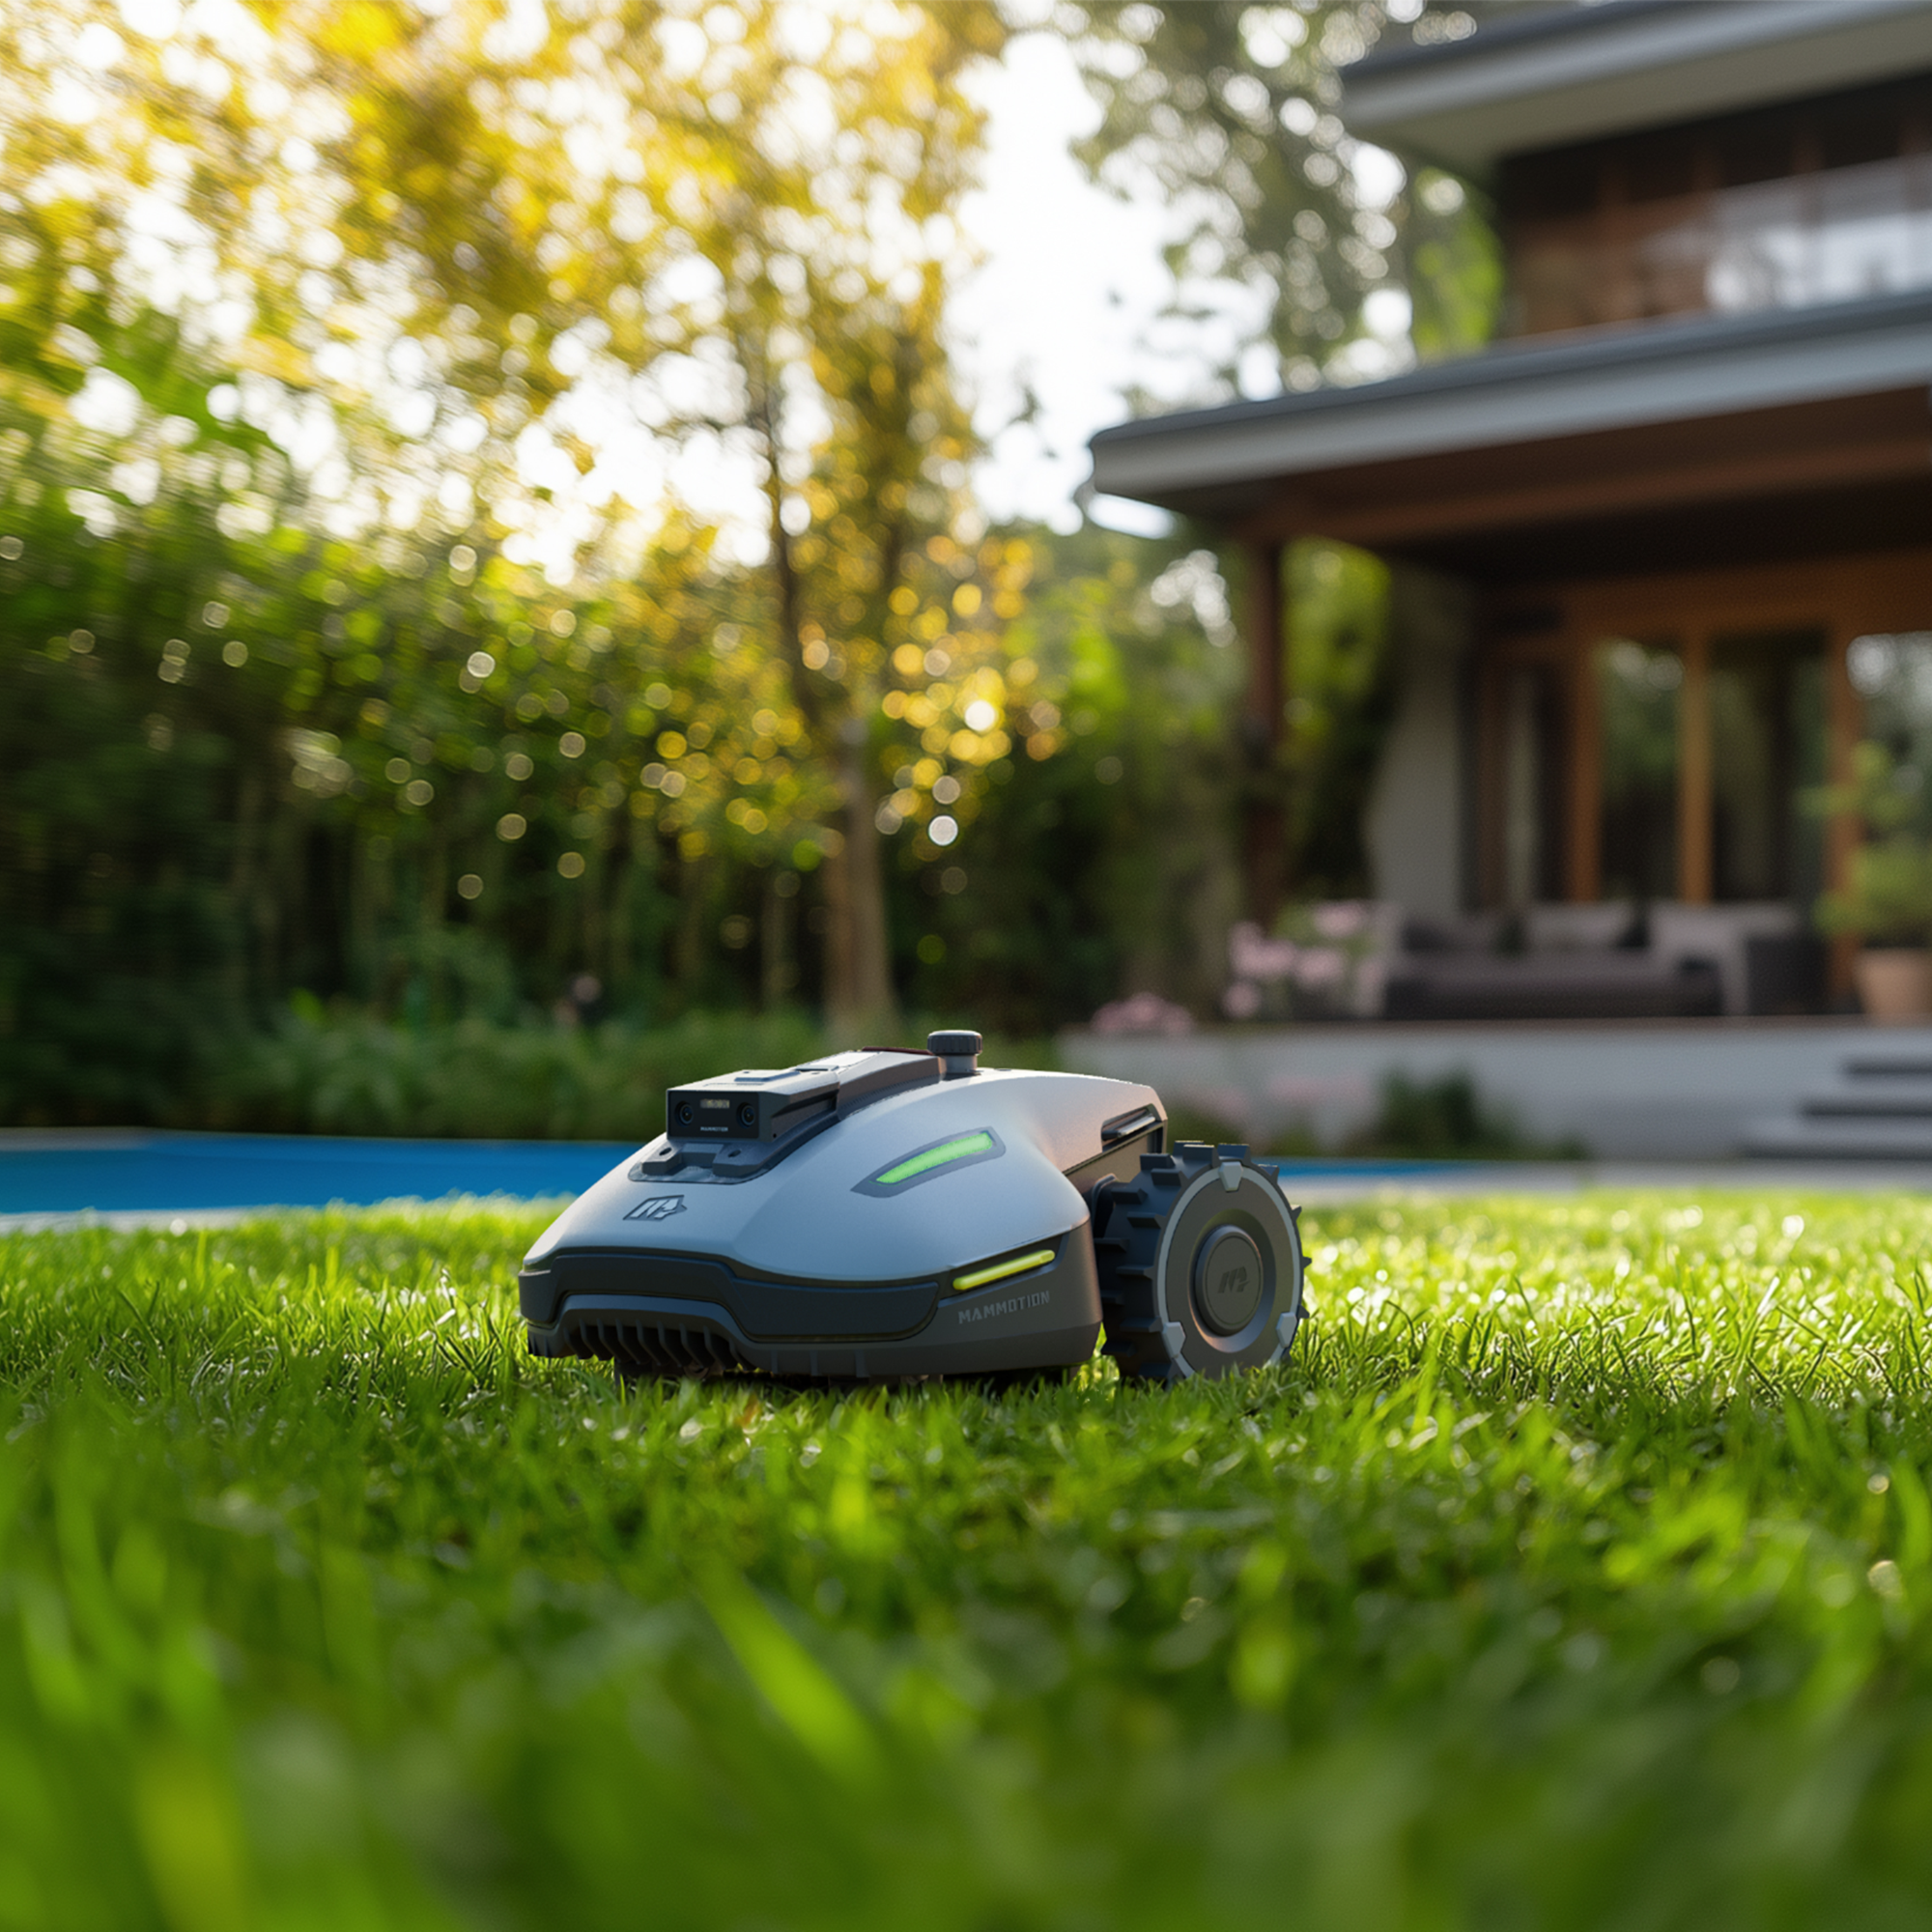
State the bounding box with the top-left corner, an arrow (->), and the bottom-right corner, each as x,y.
0,0 -> 1487,1136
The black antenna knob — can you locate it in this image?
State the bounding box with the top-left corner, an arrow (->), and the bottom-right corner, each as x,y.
927,1029 -> 981,1078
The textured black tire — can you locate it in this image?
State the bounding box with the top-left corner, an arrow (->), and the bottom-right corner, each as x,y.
1092,1142 -> 1305,1383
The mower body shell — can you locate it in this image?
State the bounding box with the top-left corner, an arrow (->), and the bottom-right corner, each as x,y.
519,1057 -> 1164,1379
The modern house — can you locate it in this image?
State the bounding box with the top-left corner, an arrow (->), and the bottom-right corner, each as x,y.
1088,0 -> 1932,1033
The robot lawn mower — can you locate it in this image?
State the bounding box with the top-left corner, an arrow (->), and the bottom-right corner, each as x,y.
519,1030 -> 1306,1384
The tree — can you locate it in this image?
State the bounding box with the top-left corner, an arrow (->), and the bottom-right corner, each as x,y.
1065,1 -> 1500,390
629,2 -> 1009,1033
1,0 -> 1015,1037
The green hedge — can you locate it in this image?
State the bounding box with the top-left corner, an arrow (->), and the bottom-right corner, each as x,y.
166,1009 -> 1055,1140
205,1009 -> 829,1140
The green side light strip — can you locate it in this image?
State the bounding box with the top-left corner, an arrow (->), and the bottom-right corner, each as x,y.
873,1130 -> 996,1188
952,1248 -> 1055,1295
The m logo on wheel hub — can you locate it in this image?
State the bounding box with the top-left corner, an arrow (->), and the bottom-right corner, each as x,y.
1193,1224 -> 1265,1335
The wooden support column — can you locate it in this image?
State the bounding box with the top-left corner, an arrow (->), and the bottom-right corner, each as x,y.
1677,631 -> 1712,903
1240,538 -> 1288,926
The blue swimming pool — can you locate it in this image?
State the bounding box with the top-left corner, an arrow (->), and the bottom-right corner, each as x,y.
0,1130 -> 1468,1218
0,1132 -> 641,1217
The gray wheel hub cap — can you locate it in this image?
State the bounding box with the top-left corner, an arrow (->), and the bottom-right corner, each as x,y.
1193,1225 -> 1264,1334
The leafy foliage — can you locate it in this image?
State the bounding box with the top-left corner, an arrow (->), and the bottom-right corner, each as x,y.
1346,1071 -> 1580,1159
1066,1 -> 1502,392
895,524 -> 1244,1030
0,0 -> 1025,1033
211,1007 -> 826,1139
0,391 -> 792,1121
0,384 -> 1238,1123
1283,537 -> 1395,896
1813,741 -> 1932,946
3,1194 -> 1932,1921
0,2 -> 1292,1114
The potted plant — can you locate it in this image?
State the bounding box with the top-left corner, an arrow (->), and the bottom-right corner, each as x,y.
1813,742 -> 1932,1021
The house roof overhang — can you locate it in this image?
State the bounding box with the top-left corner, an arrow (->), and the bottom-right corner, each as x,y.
1086,292 -> 1932,582
1342,0 -> 1932,180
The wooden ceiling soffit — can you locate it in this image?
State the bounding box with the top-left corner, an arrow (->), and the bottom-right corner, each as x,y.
1229,387 -> 1932,553
1232,492 -> 1316,544
1296,436 -> 1929,549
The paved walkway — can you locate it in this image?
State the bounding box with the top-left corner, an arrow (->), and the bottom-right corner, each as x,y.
1277,1159 -> 1932,1204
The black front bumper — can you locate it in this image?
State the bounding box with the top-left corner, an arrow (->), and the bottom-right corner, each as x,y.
520,1236 -> 1100,1379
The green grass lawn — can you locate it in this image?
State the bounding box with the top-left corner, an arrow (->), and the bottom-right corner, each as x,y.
3,1194 -> 1932,1929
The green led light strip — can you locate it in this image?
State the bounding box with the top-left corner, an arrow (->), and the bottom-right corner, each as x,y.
952,1248 -> 1054,1295
874,1129 -> 995,1188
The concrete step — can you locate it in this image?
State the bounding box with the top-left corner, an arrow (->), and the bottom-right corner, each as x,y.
1846,1058 -> 1932,1081
1804,1093 -> 1932,1119
1746,1113 -> 1932,1160
1793,1054 -> 1932,1120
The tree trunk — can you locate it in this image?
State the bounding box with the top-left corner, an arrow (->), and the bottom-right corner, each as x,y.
675,855 -> 713,1009
820,829 -> 854,1035
749,345 -> 897,1040
760,868 -> 794,1008
226,767 -> 262,1012
825,726 -> 895,1041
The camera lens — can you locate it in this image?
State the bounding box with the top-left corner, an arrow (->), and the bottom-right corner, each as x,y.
738,1102 -> 756,1127
676,1101 -> 694,1125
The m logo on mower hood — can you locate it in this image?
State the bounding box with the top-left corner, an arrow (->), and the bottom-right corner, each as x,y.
624,1194 -> 687,1222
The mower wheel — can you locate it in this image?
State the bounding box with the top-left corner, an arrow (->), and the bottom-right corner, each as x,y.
1091,1143 -> 1304,1383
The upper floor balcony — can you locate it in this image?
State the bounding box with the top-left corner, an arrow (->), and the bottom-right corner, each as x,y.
1342,0 -> 1932,344
1502,76 -> 1932,336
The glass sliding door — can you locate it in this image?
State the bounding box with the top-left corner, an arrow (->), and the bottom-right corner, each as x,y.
1485,577 -> 1910,928
1501,663 -> 1567,907
1596,638 -> 1682,901
1708,627 -> 1827,904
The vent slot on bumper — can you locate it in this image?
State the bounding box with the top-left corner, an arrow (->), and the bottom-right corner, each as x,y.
532,1309 -> 752,1377
519,1250 -> 939,1342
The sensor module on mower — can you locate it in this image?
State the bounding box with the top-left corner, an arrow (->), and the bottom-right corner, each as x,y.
519,1030 -> 1305,1383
